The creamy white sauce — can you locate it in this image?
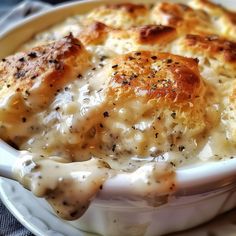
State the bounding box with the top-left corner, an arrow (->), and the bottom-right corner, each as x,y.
13,152 -> 111,220
13,151 -> 175,220
4,1 -> 236,221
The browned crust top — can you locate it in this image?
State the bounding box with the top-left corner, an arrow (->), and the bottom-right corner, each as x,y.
108,51 -> 202,104
196,0 -> 236,25
157,2 -> 192,26
79,21 -> 109,45
106,3 -> 147,14
134,25 -> 176,44
79,22 -> 177,46
185,34 -> 236,63
0,34 -> 86,99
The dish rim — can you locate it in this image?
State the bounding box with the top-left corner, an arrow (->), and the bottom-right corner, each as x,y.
0,0 -> 236,201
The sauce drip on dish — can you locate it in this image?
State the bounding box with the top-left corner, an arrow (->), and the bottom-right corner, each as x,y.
13,151 -> 175,220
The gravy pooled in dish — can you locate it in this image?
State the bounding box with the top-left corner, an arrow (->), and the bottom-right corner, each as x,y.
1,0 -> 236,220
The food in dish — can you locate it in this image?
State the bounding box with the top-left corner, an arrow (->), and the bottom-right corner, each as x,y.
0,0 -> 236,220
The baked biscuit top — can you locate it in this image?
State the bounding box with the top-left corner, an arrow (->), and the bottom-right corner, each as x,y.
1,0 -> 235,166
85,3 -> 149,29
0,34 -> 90,110
0,34 -> 90,144
107,51 -> 202,102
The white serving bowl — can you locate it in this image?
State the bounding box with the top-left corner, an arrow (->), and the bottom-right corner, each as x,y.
0,1 -> 236,235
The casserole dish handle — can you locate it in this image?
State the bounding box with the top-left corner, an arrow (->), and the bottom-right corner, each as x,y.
0,140 -> 18,179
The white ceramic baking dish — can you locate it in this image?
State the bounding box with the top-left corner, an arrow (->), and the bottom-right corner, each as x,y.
0,0 -> 236,235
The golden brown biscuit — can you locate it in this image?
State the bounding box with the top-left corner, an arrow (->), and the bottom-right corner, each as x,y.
0,34 -> 90,110
79,22 -> 176,46
133,24 -> 176,44
185,34 -> 236,62
107,51 -> 202,103
85,3 -> 150,29
37,51 -> 211,158
151,2 -> 214,35
79,21 -> 110,45
181,34 -> 236,77
79,22 -> 177,55
0,34 -> 90,144
190,0 -> 236,39
88,51 -> 210,157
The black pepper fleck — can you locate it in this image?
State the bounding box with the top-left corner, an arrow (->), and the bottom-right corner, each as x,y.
194,58 -> 199,63
28,52 -> 37,58
77,74 -> 83,79
122,80 -> 130,85
112,64 -> 118,69
112,144 -> 116,152
103,111 -> 109,117
63,201 -> 68,206
171,112 -> 176,119
22,117 -> 27,123
19,57 -> 25,62
178,146 -> 185,152
31,75 -> 37,80
170,161 -> 176,167
100,55 -> 108,61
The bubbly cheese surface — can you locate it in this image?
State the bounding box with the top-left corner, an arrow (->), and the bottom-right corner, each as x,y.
1,0 -> 236,221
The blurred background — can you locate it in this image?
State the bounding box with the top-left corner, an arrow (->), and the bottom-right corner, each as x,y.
0,0 -> 73,15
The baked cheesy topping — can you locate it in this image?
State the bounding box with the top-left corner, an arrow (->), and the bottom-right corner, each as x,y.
0,0 -> 236,220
